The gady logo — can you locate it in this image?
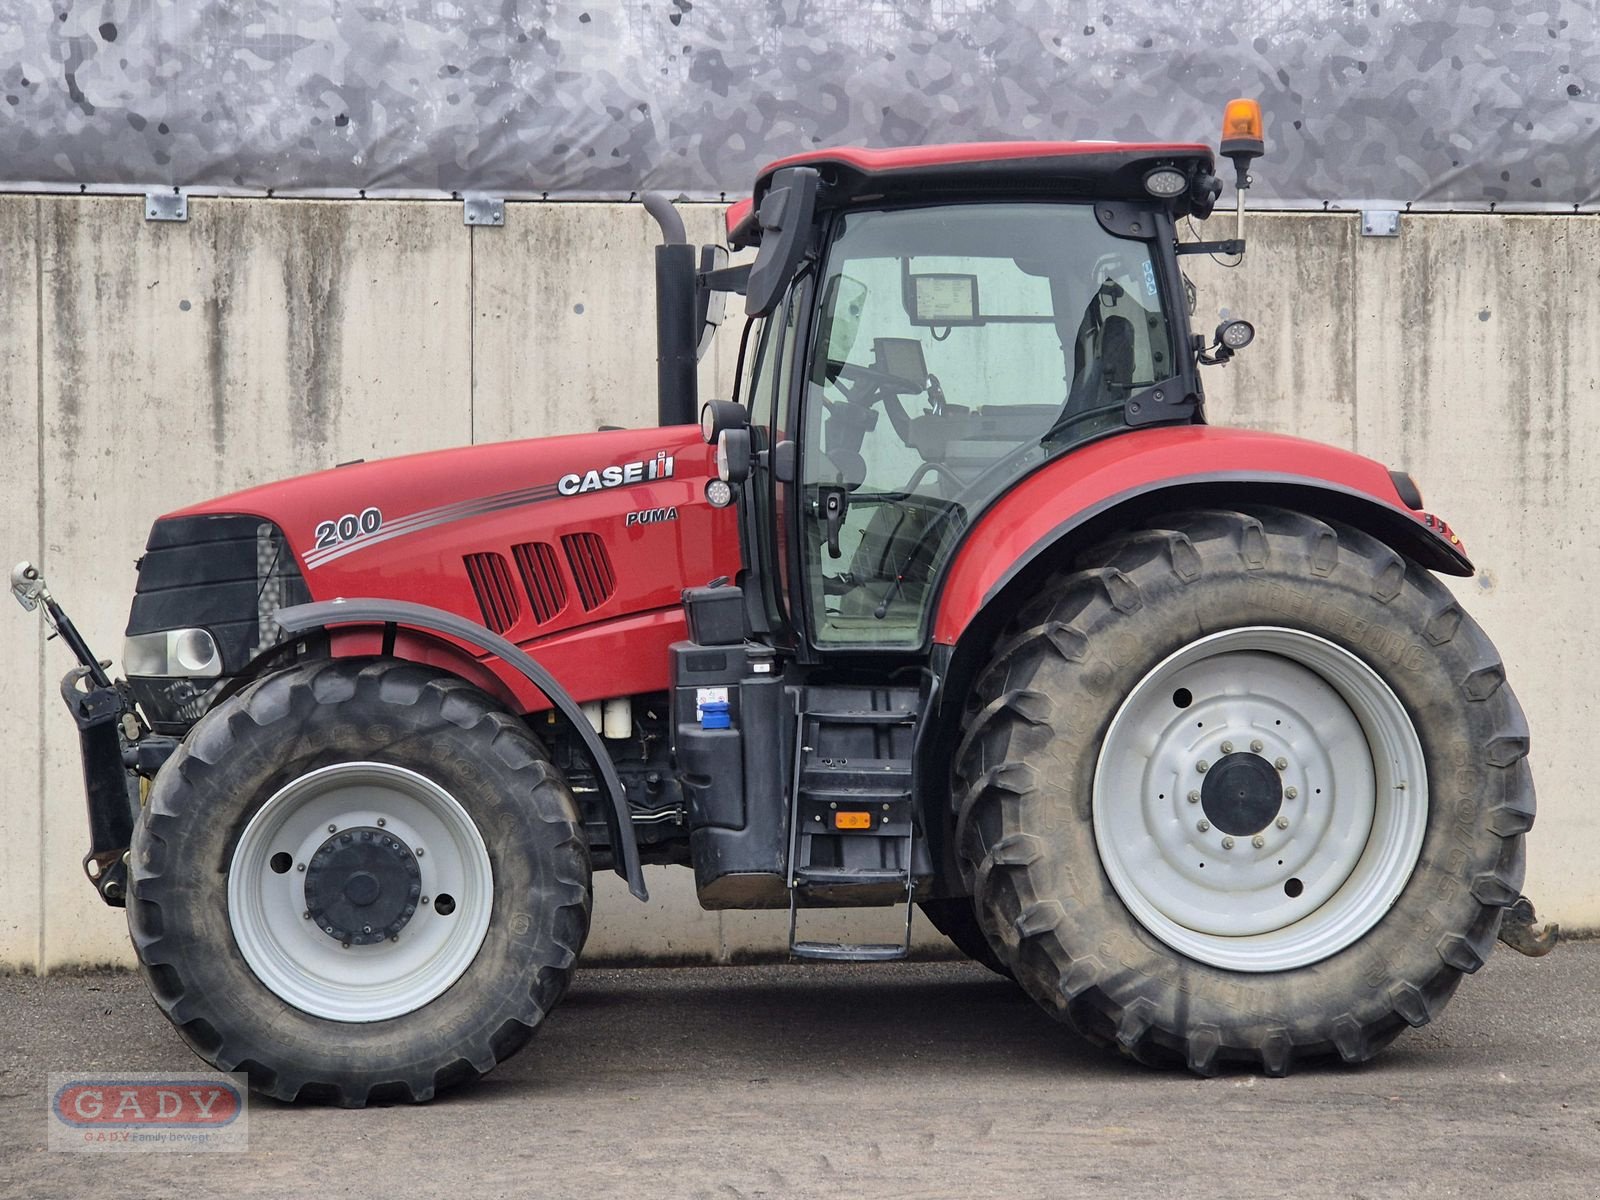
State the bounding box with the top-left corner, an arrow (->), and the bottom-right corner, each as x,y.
558,450 -> 676,496
53,1080 -> 243,1128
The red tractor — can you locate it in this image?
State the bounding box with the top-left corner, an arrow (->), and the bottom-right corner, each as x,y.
15,100 -> 1548,1104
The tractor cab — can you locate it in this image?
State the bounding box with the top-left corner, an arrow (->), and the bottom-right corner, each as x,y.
694,135 -> 1257,663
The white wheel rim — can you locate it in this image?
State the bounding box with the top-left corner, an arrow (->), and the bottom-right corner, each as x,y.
1092,627 -> 1427,973
228,762 -> 494,1021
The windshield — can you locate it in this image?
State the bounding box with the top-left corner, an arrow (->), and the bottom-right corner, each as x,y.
800,202 -> 1176,647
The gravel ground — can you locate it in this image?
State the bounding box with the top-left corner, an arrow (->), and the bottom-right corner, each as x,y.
2,944 -> 1597,1199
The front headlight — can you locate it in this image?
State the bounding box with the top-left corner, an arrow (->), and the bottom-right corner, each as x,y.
123,628 -> 223,678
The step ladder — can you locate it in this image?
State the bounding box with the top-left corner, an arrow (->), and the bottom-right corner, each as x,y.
786,689 -> 921,962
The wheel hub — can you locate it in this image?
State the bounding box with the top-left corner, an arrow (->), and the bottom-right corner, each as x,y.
1092,627 -> 1428,972
304,826 -> 422,946
1200,752 -> 1283,835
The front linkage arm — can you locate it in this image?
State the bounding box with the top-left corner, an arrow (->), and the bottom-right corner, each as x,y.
12,562 -> 174,906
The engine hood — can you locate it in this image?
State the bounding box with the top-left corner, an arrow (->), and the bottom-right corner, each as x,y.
164,424 -> 740,651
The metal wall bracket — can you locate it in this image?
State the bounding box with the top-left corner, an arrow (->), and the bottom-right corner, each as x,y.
463,194 -> 505,227
1361,209 -> 1400,237
144,191 -> 188,222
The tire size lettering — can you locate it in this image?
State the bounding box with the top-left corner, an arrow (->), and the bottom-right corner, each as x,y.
314,506 -> 382,549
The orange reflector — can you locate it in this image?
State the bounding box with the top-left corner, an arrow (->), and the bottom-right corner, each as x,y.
834,811 -> 873,830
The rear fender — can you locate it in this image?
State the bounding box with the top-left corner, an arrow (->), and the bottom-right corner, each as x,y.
933,426 -> 1472,651
273,598 -> 647,901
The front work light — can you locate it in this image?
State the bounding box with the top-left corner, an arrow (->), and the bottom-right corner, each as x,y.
700,399 -> 748,445
1143,166 -> 1189,198
1218,318 -> 1255,350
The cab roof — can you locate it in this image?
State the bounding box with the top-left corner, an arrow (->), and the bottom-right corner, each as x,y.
725,140 -> 1216,246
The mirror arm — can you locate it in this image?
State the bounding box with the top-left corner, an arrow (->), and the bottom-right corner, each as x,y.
1175,239 -> 1246,257
700,262 -> 752,295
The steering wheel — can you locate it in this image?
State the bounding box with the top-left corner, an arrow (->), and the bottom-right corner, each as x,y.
825,358 -> 923,401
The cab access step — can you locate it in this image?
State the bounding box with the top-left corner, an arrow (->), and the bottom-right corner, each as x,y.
786,686 -> 923,962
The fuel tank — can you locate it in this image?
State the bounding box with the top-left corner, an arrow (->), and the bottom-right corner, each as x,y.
160,424 -> 741,707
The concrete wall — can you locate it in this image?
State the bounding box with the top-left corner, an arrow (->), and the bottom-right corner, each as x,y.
0,199 -> 1594,969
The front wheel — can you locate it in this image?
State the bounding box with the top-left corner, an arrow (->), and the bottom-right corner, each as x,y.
956,507 -> 1534,1074
129,658 -> 591,1105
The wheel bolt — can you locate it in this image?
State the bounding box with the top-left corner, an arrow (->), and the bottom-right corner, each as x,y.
1221,741 -> 1234,754
1197,760 -> 1210,773
327,824 -> 337,833
1276,816 -> 1290,829
363,925 -> 372,934
422,896 -> 430,905
1251,835 -> 1265,848
302,910 -> 310,920
1221,836 -> 1236,849
1250,739 -> 1264,753
415,847 -> 424,857
1274,757 -> 1288,771
1187,790 -> 1201,803
297,863 -> 306,872
1197,820 -> 1211,833
377,818 -> 386,827
1285,787 -> 1298,800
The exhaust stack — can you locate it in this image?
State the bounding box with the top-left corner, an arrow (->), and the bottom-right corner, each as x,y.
643,193 -> 698,428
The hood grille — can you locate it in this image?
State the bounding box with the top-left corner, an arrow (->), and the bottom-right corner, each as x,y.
513,541 -> 568,625
463,552 -> 520,634
561,532 -> 616,611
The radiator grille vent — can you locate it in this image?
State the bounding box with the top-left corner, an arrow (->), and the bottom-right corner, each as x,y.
463,552 -> 520,634
513,541 -> 568,625
561,532 -> 616,611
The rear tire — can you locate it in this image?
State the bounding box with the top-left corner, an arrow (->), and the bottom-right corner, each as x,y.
955,507 -> 1533,1074
128,658 -> 591,1105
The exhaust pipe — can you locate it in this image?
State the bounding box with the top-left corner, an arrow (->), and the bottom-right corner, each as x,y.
644,193 -> 698,428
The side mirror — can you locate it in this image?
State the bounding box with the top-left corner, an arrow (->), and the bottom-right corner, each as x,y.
694,245 -> 729,361
746,166 -> 820,318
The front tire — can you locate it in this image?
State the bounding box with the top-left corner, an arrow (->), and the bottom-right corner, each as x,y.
128,658 -> 591,1105
956,508 -> 1534,1074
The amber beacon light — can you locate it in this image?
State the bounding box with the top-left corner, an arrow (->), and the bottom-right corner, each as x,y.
1221,98 -> 1265,160
1219,97 -> 1265,249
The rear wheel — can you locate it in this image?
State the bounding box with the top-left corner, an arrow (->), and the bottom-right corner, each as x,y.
129,658 -> 591,1105
956,507 -> 1533,1074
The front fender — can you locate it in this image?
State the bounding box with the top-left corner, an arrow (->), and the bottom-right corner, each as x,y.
275,598 -> 647,901
932,425 -> 1470,647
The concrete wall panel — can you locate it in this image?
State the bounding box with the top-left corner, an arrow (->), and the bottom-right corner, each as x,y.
0,199 -> 43,966
28,195 -> 473,966
1196,213 -> 1600,936
3,200 -> 1596,970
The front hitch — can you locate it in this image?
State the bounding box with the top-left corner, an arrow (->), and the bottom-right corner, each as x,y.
13,561 -> 170,907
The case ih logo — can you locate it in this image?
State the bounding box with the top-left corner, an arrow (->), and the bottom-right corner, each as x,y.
558,450 -> 675,496
53,1081 -> 243,1127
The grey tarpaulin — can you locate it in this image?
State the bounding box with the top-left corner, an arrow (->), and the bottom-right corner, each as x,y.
1,0 -> 1596,210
